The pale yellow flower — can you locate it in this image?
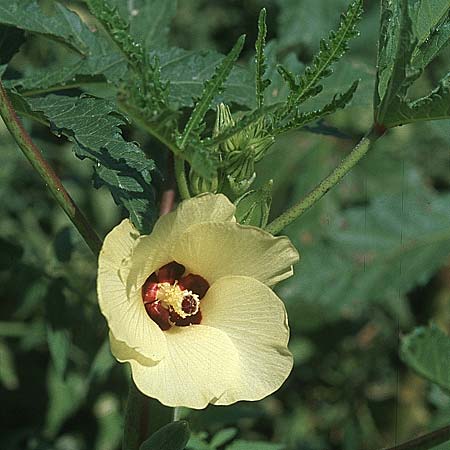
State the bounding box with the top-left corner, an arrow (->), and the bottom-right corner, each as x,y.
97,194 -> 299,409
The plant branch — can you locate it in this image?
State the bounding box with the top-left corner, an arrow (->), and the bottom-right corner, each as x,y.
379,423 -> 450,450
0,81 -> 102,256
265,126 -> 384,235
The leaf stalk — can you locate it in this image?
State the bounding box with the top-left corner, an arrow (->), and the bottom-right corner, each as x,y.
265,126 -> 383,235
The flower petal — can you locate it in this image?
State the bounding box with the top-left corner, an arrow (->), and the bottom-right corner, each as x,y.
200,275 -> 293,404
172,222 -> 299,286
98,219 -> 167,361
110,325 -> 240,409
128,194 -> 236,290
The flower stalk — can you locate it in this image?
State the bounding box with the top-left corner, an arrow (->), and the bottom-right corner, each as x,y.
264,126 -> 383,235
0,81 -> 102,256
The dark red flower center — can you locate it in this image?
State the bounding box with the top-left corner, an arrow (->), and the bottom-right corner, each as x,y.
141,261 -> 209,331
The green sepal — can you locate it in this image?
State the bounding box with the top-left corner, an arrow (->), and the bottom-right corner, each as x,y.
189,167 -> 219,195
235,180 -> 273,228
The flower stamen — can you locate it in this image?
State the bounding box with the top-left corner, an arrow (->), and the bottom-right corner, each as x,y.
141,261 -> 209,330
157,282 -> 200,318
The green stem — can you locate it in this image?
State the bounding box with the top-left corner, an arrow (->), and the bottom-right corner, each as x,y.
123,380 -> 147,450
265,126 -> 383,235
175,157 -> 191,200
0,81 -> 102,256
379,424 -> 450,450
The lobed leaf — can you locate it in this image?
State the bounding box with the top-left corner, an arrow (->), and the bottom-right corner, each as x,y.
255,8 -> 270,108
387,72 -> 450,126
281,186 -> 450,329
412,21 -> 450,69
274,80 -> 359,134
150,46 -> 255,109
0,0 -> 127,84
108,0 -> 177,49
409,0 -> 450,48
375,0 -> 419,126
0,0 -> 90,53
25,94 -> 158,233
373,0 -> 450,127
278,0 -> 363,112
178,35 -> 246,149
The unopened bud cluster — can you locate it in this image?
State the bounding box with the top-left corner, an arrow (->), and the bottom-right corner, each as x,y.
189,103 -> 274,196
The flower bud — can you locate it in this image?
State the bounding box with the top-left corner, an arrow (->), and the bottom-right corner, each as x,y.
234,180 -> 273,228
189,167 -> 219,195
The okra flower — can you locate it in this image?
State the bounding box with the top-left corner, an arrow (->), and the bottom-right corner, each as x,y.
97,194 -> 299,409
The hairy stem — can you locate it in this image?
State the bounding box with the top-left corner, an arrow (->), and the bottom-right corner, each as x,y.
265,126 -> 383,235
0,81 -> 102,255
175,157 -> 191,200
379,423 -> 450,450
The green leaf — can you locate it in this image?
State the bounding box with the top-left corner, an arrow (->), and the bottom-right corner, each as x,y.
139,421 -> 190,450
235,180 -> 273,228
389,72 -> 450,125
151,46 -> 255,109
275,80 -> 359,134
109,0 -> 177,49
281,187 -> 450,330
255,8 -> 270,108
400,324 -> 450,393
374,0 -> 450,127
409,0 -> 450,47
279,0 -> 363,110
374,0 -> 419,126
226,440 -> 285,450
412,21 -> 450,69
25,94 -> 157,233
0,0 -> 90,53
0,0 -> 127,84
179,35 -> 246,149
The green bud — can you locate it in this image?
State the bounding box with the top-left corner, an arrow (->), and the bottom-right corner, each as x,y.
189,168 -> 219,195
225,151 -> 256,195
234,180 -> 273,228
214,103 -> 235,137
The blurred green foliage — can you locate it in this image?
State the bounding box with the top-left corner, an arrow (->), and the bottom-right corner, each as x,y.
0,0 -> 449,449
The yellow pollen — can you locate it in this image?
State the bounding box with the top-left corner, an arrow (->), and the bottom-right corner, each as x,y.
157,282 -> 199,318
